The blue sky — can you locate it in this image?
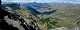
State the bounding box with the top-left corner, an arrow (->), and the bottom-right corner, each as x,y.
1,0 -> 80,3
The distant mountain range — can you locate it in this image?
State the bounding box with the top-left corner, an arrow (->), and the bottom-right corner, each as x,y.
1,2 -> 80,15
20,2 -> 80,14
1,3 -> 20,10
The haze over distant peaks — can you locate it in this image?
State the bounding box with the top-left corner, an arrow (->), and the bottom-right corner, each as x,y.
1,0 -> 80,4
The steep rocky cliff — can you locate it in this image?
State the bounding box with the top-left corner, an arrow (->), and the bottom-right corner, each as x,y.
0,6 -> 40,30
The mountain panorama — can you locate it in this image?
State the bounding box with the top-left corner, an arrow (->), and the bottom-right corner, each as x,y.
1,1 -> 80,30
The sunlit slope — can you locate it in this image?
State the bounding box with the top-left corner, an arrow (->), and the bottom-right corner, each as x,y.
51,3 -> 80,27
